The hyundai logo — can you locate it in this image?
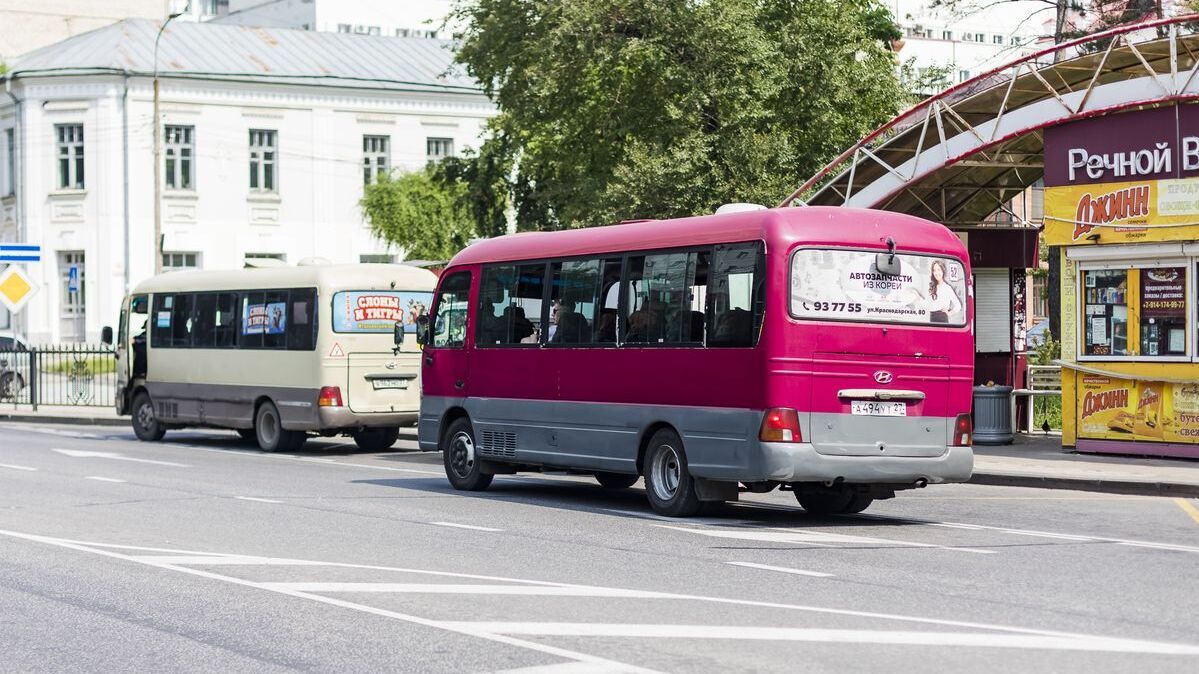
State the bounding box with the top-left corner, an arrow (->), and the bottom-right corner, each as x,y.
873,371 -> 894,384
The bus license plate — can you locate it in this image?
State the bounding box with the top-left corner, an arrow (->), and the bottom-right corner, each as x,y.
851,401 -> 906,417
372,378 -> 408,390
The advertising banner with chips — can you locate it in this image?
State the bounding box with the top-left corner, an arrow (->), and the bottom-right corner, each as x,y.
1077,375 -> 1199,443
332,291 -> 433,333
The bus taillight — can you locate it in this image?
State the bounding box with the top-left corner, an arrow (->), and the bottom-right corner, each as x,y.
953,414 -> 972,446
318,386 -> 344,408
759,408 -> 802,443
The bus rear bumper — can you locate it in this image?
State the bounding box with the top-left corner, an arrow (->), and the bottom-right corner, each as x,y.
757,442 -> 974,485
310,406 -> 418,431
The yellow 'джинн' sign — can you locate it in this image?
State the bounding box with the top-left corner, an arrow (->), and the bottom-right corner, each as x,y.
1043,176 -> 1199,246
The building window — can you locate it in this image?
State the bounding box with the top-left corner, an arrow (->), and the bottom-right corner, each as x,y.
976,33 -> 985,42
244,252 -> 285,268
942,30 -> 953,40
959,69 -> 971,82
993,34 -> 1004,44
3,128 -> 13,197
162,252 -> 200,270
426,137 -> 454,162
249,129 -> 277,192
396,28 -> 411,37
367,26 -> 381,36
164,125 -> 194,190
1011,36 -> 1022,46
337,24 -> 352,33
363,135 -> 390,184
55,124 -> 85,190
1081,265 -> 1188,359
359,254 -> 395,264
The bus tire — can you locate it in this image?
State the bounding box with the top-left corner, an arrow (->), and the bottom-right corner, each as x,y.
643,429 -> 701,517
354,427 -> 399,452
594,472 -> 639,489
796,489 -> 874,515
132,392 -> 166,442
443,417 -> 492,491
255,400 -> 297,453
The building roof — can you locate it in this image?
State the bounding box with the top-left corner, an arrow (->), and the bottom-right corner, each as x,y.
4,18 -> 481,95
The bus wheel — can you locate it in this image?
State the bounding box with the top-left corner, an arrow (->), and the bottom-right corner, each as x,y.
255,401 -> 298,453
796,489 -> 874,515
643,429 -> 701,517
443,418 -> 492,491
131,392 -> 166,442
594,472 -> 639,489
354,427 -> 399,452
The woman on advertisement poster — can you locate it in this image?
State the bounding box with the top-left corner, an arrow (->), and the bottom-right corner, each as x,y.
926,260 -> 962,324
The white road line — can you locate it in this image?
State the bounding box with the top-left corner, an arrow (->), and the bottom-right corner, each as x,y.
0,463 -> 37,471
0,529 -> 659,674
655,524 -> 995,554
0,529 -> 1172,643
258,583 -> 664,597
130,555 -> 326,566
163,442 -> 445,474
439,623 -> 1199,655
491,662 -> 637,674
726,561 -> 834,578
430,522 -> 503,532
52,448 -> 190,468
235,496 -> 283,504
85,476 -> 126,483
923,519 -> 1199,554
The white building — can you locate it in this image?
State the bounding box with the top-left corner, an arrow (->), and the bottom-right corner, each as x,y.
213,0 -> 459,39
890,0 -> 1045,85
0,18 -> 492,343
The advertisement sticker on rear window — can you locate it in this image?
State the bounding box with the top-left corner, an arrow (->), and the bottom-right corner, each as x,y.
243,302 -> 287,335
332,291 -> 433,333
791,249 -> 967,326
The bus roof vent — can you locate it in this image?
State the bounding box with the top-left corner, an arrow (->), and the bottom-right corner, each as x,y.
715,203 -> 767,215
297,257 -> 332,266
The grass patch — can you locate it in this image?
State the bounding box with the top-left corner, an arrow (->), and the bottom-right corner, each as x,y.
1033,395 -> 1062,430
45,356 -> 117,376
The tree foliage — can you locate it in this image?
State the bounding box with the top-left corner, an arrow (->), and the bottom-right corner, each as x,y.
360,168 -> 477,261
452,0 -> 910,229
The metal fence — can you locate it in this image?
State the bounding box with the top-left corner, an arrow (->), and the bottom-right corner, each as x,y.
0,343 -> 118,409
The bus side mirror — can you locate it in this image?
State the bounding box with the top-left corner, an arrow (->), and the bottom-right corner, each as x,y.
394,322 -> 405,345
101,326 -> 113,345
415,316 -> 430,346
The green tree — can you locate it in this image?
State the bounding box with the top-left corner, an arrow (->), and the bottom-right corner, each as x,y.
453,0 -> 909,229
360,168 -> 477,261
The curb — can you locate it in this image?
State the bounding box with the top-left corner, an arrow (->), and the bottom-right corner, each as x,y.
969,471 -> 1199,498
0,412 -> 128,427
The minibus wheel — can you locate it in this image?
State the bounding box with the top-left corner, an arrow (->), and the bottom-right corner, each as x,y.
255,401 -> 301,453
796,489 -> 874,515
354,427 -> 399,452
443,418 -> 493,491
594,472 -> 639,489
643,429 -> 701,517
131,392 -> 166,442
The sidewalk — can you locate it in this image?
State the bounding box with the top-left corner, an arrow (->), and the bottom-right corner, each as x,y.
971,433 -> 1199,497
0,405 -> 126,426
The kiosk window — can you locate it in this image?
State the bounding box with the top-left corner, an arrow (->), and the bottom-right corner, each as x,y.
1082,266 -> 1188,358
1083,270 -> 1129,356
1139,267 -> 1186,356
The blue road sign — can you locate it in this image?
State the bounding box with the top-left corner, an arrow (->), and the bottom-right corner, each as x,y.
0,244 -> 40,263
68,265 -> 79,293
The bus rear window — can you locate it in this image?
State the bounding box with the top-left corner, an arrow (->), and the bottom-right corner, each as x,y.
791,249 -> 967,326
332,290 -> 432,333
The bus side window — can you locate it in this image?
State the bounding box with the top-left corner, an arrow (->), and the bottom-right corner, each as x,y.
433,272 -> 472,348
170,294 -> 195,348
213,293 -> 238,348
192,293 -> 217,348
240,292 -> 265,348
709,242 -> 764,348
151,294 -> 174,348
624,251 -> 703,345
287,288 -> 317,351
262,290 -> 289,349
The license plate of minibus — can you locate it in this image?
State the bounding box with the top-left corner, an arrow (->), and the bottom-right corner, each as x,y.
372,378 -> 408,390
851,401 -> 907,417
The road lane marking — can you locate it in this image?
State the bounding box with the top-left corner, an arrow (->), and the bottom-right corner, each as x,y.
725,562 -> 834,578
52,448 -> 190,468
655,524 -> 995,554
235,496 -> 283,504
492,663 -> 636,674
430,522 -> 503,532
1174,498 -> 1199,526
85,476 -> 126,483
131,555 -> 326,566
0,463 -> 37,471
259,583 -> 664,597
0,529 -> 659,674
439,622 -> 1199,655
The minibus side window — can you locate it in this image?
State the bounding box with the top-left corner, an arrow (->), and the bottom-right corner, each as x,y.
624,251 -> 705,345
213,293 -> 238,347
548,258 -> 618,346
709,242 -> 764,348
170,294 -> 194,348
240,292 -> 265,348
262,290 -> 289,349
192,293 -> 217,348
287,288 -> 317,351
151,294 -> 174,348
477,264 -> 545,346
432,272 -> 471,348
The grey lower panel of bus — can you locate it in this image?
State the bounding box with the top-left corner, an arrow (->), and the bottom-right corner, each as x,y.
419,395 -> 972,484
146,382 -> 416,431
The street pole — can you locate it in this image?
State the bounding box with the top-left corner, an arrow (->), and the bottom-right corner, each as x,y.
153,7 -> 185,276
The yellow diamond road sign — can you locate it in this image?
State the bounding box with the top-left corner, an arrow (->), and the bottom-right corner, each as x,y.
0,266 -> 38,313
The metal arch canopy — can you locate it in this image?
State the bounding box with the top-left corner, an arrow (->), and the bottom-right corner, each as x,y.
784,15 -> 1199,228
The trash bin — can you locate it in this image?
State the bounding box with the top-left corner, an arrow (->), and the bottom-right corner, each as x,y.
972,384 -> 1013,445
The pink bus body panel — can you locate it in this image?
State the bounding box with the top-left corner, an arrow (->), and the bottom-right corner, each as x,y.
420,207 -> 974,484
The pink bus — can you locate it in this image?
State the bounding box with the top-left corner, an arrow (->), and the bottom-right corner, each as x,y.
416,206 -> 974,517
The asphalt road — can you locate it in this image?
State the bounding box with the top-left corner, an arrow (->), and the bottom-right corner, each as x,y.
2,421 -> 1198,673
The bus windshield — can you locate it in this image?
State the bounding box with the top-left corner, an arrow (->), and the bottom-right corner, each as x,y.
791,248 -> 967,326
332,290 -> 433,333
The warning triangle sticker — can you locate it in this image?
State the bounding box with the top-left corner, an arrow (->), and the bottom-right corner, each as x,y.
329,342 -> 345,358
